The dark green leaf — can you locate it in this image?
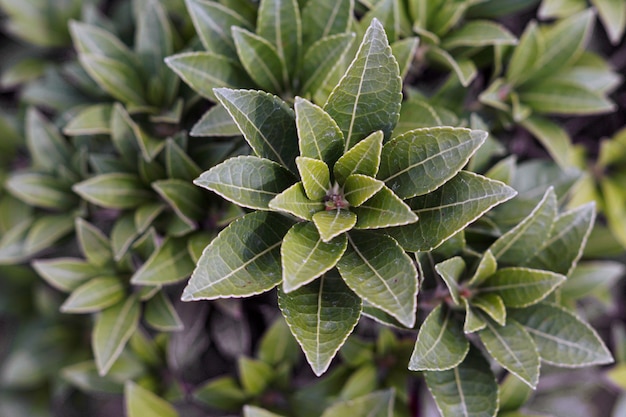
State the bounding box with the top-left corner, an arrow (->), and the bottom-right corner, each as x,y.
257,0 -> 301,78
193,376 -> 247,411
165,139 -> 202,181
26,108 -> 72,170
392,37 -> 419,79
79,54 -> 145,105
301,33 -> 356,96
144,291 -> 183,331
153,179 -> 206,226
301,0 -> 352,49
6,172 -> 77,210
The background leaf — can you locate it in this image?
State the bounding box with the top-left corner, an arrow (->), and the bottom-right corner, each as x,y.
125,381 -> 178,417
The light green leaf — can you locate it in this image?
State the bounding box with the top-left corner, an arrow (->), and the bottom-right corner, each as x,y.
301,0 -> 353,49
343,174 -> 384,207
312,210 -> 357,242
60,277 -> 124,314
479,267 -> 566,308
337,231 -> 417,327
602,177 -> 626,248
538,0 -> 586,18
131,238 -> 195,285
93,296 -> 140,376
76,218 -> 112,267
321,390 -> 394,417
333,130 -> 383,185
297,157 -> 331,200
135,203 -> 166,234
379,127 -> 487,199
182,212 -> 293,300
392,37 -> 419,79
232,26 -> 287,93
505,21 -> 543,86
64,104 -> 112,136
324,19 -> 402,149
467,250 -> 498,287
294,97 -> 344,166
471,293 -> 506,326
360,0 -> 402,42
394,99 -> 460,137
424,348 -> 499,417
278,274 -> 361,376
185,0 -> 252,58
269,182 -> 324,220
463,299 -> 487,334
22,214 -> 74,257
510,303 -> 613,367
257,317 -> 300,367
79,54 -> 145,105
520,116 -> 574,168
489,187 -> 557,265
521,203 -> 595,276
301,33 -> 356,96
561,261 -> 625,301
125,381 -> 179,417
6,172 -> 77,211
591,0 -> 626,44
25,107 -> 72,170
73,173 -> 153,209
257,0 -> 301,79
32,258 -> 98,293
388,171 -> 517,251
165,52 -> 252,101
195,156 -> 295,210
69,20 -> 136,64
191,104 -> 242,137
442,20 -> 517,48
352,185 -> 417,229
409,305 -> 469,371
153,179 -> 205,227
282,223 -> 347,293
214,88 -> 299,173
244,405 -> 286,417
134,0 -> 173,70
144,291 -> 183,331
478,319 -> 540,389
435,257 -> 466,305
238,356 -> 274,396
519,80 -> 615,115
427,46 -> 477,87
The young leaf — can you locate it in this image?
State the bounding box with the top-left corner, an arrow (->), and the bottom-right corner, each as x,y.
214,88 -> 299,173
131,238 -> 195,285
194,155 -> 296,210
337,231 -> 418,327
301,0 -> 353,49
467,250 -> 498,287
278,273 -> 361,376
343,174 -> 384,207
297,157 -> 331,201
424,348 -> 499,417
333,131 -> 383,185
320,389 -> 394,417
388,172 -> 517,251
378,127 -> 488,199
441,20 -> 517,48
61,277 -> 124,313
294,97 -> 345,166
518,79 -> 615,115
76,218 -> 112,267
324,19 -> 402,149
144,292 -> 184,331
182,212 -> 294,300
471,293 -> 506,326
125,381 -> 179,417
269,182 -> 324,220
282,223 -> 347,292
505,21 -> 543,86
510,303 -> 613,367
463,299 -> 487,334
73,173 -> 153,209
312,210 -> 357,242
352,185 -> 417,229
409,305 -> 469,371
26,108 -> 72,170
93,296 -> 140,376
244,405 -> 286,417
435,257 -> 466,305
256,0 -> 301,79
479,267 -> 566,308
301,33 -> 356,96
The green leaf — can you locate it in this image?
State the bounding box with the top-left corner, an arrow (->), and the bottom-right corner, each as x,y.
195,156 -> 295,210
134,0 -> 173,70
93,296 -> 140,376
282,222 -> 347,292
165,139 -> 202,181
467,250 -> 498,287
125,381 -> 179,417
135,203 -> 167,234
232,26 -> 287,93
182,212 -> 293,300
471,293 -> 506,326
409,305 -> 469,371
165,52 -> 252,101
257,317 -> 300,367
521,203 -> 595,276
295,97 -> 345,166
324,18 -> 402,149
312,210 -> 357,242
520,116 -> 574,168
538,0 -> 586,18
301,33 -> 356,96
478,319 -> 540,389
591,0 -> 626,44
442,20 -> 517,48
278,273 -> 361,376
360,0 -> 402,42
26,108 -> 71,170
185,0 -> 252,59
379,127 -> 487,199
191,104 -> 242,137
64,104 -> 112,136
320,390 -> 394,417
333,130 -> 383,185
489,187 -> 557,265
392,37 -> 419,79
435,257 -> 466,305
519,80 -> 615,115
74,173 -> 153,209
424,348 -> 499,417
602,177 -> 626,248
269,182 -> 324,220
510,303 -> 613,367
214,88 -> 299,173
22,214 -> 74,257
193,376 -> 247,411
244,405 -> 286,417
505,21 -> 542,86
144,291 -> 183,331
131,238 -> 195,285
463,299 -> 487,334
76,218 -> 112,267
343,174 -> 384,207
427,46 -> 477,87
79,54 -> 145,105
561,261 -> 625,301
297,157 -> 331,200
301,0 -> 353,49
61,277 -> 124,313
6,172 -> 77,210
69,20 -> 136,64
238,356 -> 274,396
479,267 -> 566,308
32,258 -> 98,293
388,172 -> 517,251
337,231 -> 417,327
257,0 -> 301,79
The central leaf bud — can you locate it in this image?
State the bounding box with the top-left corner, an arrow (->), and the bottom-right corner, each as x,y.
323,182 -> 349,211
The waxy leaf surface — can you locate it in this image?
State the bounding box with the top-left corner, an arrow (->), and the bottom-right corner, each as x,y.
479,267 -> 565,308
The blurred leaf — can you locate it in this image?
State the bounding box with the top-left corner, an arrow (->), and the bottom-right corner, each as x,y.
76,218 -> 112,267
61,276 -> 125,313
435,256 -> 465,305
256,0 -> 301,78
64,104 -> 112,136
244,406 -> 286,417
301,33 -> 356,96
301,0 -> 352,49
132,237 -> 195,285
74,173 -> 153,209
32,258 -> 98,292
427,46 -> 477,87
79,54 -> 146,105
257,316 -> 300,367
238,356 -> 274,396
125,381 -> 179,417
26,107 -> 72,171
191,104 -> 242,137
442,20 -> 517,48
519,80 -> 615,115
321,389 -> 394,417
193,376 -> 247,411
6,172 -> 77,210
152,179 -> 206,226
591,0 -> 626,44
